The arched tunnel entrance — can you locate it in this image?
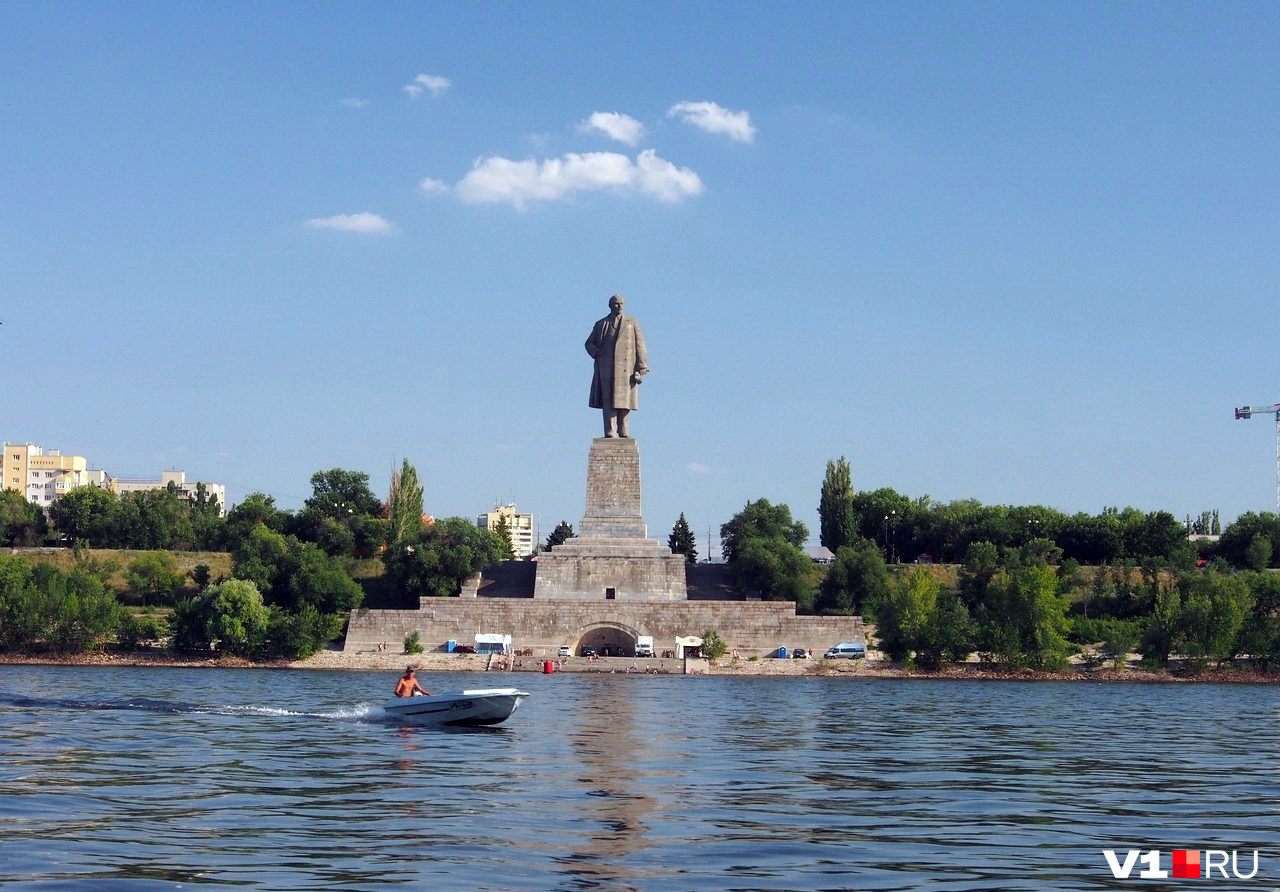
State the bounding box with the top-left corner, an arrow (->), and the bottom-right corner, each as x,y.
574,622 -> 639,657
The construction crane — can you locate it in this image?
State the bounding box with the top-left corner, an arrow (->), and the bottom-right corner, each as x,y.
1234,403 -> 1280,512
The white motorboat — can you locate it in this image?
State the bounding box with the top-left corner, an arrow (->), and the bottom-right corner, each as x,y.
382,688 -> 529,727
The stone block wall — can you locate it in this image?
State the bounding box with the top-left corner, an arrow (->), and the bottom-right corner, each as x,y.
345,598 -> 864,659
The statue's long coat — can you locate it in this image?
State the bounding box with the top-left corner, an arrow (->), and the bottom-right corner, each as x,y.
585,314 -> 648,410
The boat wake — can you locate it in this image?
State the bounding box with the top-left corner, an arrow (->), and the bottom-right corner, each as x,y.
0,691 -> 383,723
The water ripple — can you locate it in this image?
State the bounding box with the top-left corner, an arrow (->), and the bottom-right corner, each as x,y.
0,667 -> 1276,890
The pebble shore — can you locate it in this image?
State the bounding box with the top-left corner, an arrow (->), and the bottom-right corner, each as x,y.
3,649 -> 1274,682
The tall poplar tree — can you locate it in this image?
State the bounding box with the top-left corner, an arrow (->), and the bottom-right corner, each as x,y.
819,456 -> 857,552
387,459 -> 424,550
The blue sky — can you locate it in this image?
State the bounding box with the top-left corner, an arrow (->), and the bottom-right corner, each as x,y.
3,2 -> 1277,556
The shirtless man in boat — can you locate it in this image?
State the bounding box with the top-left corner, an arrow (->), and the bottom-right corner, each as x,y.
394,666 -> 431,697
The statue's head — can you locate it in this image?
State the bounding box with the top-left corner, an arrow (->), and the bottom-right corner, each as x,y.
609,293 -> 624,314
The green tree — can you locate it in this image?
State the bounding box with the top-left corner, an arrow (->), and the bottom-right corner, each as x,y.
305,468 -> 382,518
231,523 -> 293,596
975,565 -> 1071,668
915,586 -> 973,669
872,567 -> 942,663
114,486 -> 195,550
815,538 -> 888,614
1138,581 -> 1182,666
124,551 -> 186,606
172,579 -> 270,657
545,520 -> 575,551
493,514 -> 515,559
1243,533 -> 1272,571
384,517 -> 508,598
668,512 -> 698,564
0,557 -> 45,649
48,486 -> 119,545
1237,572 -> 1280,667
850,487 -> 918,557
189,482 -> 225,550
0,489 -> 47,546
0,557 -> 125,654
387,459 -> 425,550
819,456 -> 857,552
721,500 -> 812,608
700,629 -> 728,660
263,604 -> 343,660
957,540 -> 1000,609
292,469 -> 385,559
1175,571 -> 1251,668
223,492 -> 288,551
285,544 -> 364,614
45,567 -> 124,652
720,499 -> 807,561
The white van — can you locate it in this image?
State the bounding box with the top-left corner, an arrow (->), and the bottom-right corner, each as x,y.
635,636 -> 654,657
823,642 -> 866,660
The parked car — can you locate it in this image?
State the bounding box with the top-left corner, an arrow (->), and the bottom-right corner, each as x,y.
557,646 -> 572,658
823,642 -> 866,660
792,648 -> 810,659
580,647 -> 597,657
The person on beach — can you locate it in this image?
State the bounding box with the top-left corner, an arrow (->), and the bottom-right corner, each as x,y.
394,666 -> 431,697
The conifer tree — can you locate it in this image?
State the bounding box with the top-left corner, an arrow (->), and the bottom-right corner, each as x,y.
545,520 -> 575,550
668,512 -> 698,564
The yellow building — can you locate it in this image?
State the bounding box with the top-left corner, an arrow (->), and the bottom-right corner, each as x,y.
3,443 -> 91,507
476,503 -> 536,558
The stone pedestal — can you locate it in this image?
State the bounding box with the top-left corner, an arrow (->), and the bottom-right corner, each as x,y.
533,438 -> 688,601
580,438 -> 647,537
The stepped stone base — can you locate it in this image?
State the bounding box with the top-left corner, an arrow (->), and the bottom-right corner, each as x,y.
533,537 -> 687,601
532,436 -> 688,600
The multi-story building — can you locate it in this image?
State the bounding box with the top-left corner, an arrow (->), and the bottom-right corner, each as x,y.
476,503 -> 535,558
2,443 -> 92,506
111,470 -> 227,516
3,443 -> 226,515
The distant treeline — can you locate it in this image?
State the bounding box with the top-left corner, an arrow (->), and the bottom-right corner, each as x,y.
0,463 -> 506,659
707,458 -> 1280,671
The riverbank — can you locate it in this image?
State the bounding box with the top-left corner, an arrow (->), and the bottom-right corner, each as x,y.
1,649 -> 1276,682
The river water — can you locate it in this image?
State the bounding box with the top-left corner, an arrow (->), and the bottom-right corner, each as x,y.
0,665 -> 1276,891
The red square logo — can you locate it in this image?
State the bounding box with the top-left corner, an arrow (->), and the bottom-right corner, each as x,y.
1173,850 -> 1200,879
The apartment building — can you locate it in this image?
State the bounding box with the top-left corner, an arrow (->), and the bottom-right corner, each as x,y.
476,503 -> 536,558
3,442 -> 226,515
2,443 -> 91,506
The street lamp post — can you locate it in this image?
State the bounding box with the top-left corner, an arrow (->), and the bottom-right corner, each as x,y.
883,510 -> 898,564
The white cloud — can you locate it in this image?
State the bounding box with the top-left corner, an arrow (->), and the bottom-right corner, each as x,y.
688,462 -> 713,475
419,177 -> 450,196
403,73 -> 451,99
668,100 -> 756,143
303,212 -> 397,234
339,97 -> 368,109
453,149 -> 703,209
579,111 -> 645,145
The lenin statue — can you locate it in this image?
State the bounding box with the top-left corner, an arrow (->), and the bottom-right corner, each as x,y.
585,294 -> 648,438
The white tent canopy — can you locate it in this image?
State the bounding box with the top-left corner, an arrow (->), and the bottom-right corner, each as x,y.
474,633 -> 512,654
